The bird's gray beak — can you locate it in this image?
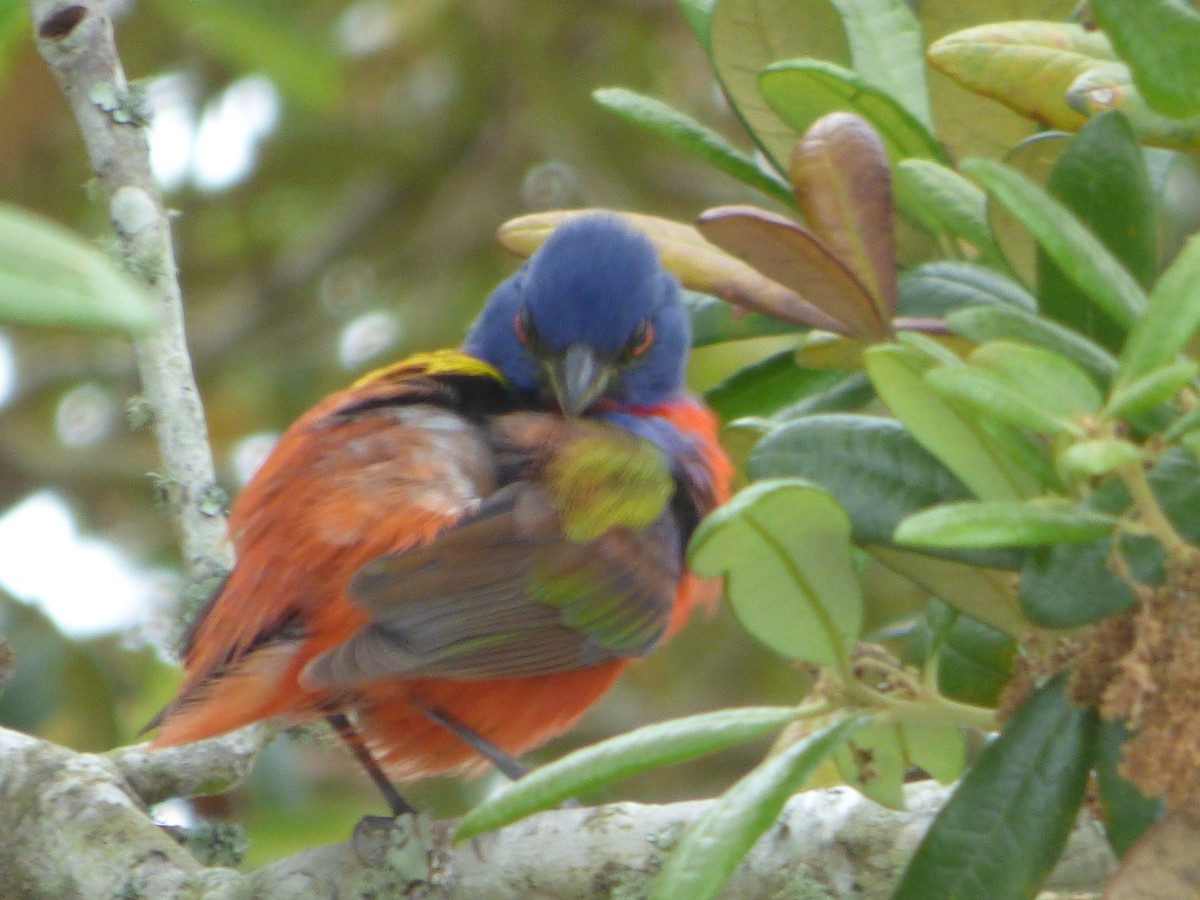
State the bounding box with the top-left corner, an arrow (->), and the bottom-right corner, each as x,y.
549,343 -> 613,416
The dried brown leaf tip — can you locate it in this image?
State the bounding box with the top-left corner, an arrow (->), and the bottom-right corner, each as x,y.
1070,553 -> 1200,813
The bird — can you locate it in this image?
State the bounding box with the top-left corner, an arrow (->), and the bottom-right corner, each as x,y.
147,212 -> 733,812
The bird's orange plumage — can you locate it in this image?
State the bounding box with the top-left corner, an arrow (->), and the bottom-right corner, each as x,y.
151,215 -> 734,786
151,367 -> 731,779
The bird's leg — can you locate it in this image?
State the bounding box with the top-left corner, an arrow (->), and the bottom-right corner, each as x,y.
414,702 -> 530,781
326,713 -> 415,817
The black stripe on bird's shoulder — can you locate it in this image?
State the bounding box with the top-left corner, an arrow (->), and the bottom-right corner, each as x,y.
331,373 -> 529,424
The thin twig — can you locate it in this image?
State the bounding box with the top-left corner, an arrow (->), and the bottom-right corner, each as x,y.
27,0 -> 230,581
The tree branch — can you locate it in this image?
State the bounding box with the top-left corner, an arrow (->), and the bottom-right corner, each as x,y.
0,726 -> 1114,900
27,0 -> 230,581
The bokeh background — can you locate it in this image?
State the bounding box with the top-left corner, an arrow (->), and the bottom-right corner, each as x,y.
0,0 -> 799,863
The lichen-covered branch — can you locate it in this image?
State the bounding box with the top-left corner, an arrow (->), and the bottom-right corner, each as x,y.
27,0 -> 230,581
0,726 -> 1114,900
107,724 -> 278,807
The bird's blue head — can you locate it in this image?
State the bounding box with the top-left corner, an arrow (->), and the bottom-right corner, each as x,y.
464,213 -> 690,414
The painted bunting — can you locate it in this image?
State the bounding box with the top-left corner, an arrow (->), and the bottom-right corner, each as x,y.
148,213 -> 732,808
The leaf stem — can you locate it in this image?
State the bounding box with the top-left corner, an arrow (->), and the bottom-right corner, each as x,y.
1118,462 -> 1189,557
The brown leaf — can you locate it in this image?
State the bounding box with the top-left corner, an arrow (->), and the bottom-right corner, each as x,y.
697,205 -> 891,341
791,112 -> 897,322
497,210 -> 848,334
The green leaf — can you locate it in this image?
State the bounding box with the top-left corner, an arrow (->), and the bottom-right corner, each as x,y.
689,479 -> 864,667
747,415 -> 1028,569
774,372 -> 875,421
593,88 -> 792,204
1106,359 -> 1199,421
964,158 -> 1147,332
759,59 -> 944,163
926,21 -> 1115,132
870,546 -> 1028,637
892,672 -> 1099,900
1058,437 -> 1143,478
707,352 -> 844,420
1091,0 -> 1200,118
679,0 -> 718,50
924,366 -> 1080,435
1018,537 -> 1148,627
895,501 -> 1116,549
149,0 -> 343,112
914,600 -> 1018,706
967,340 -> 1104,421
898,262 -> 1036,318
894,160 -> 1007,269
825,0 -> 931,128
834,720 -> 965,810
709,0 -> 848,173
1036,112 -> 1158,352
945,305 -> 1120,383
1067,63 -> 1200,150
864,343 -> 1038,501
1117,234 -> 1200,388
454,706 -> 803,840
0,205 -> 155,334
683,290 -> 798,347
1095,719 -> 1166,857
650,716 -> 865,900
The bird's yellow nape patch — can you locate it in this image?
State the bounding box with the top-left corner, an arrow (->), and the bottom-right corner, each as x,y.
352,349 -> 506,389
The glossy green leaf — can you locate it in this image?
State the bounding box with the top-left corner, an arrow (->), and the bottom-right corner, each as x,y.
689,479 -> 864,667
894,160 -> 1007,269
773,372 -> 875,421
895,500 -> 1116,549
1037,112 -> 1157,352
898,262 -> 1036,318
454,706 -> 803,840
1091,0 -> 1200,118
967,340 -> 1104,425
0,205 -> 155,334
924,366 -> 1079,435
915,599 -> 1018,706
987,132 -> 1071,287
709,0 -> 848,173
749,414 -> 968,544
1068,63 -> 1200,150
869,546 -> 1028,637
826,0 -> 931,127
760,60 -> 944,163
864,343 -> 1038,501
892,672 -> 1099,900
1106,360 -> 1199,422
707,352 -> 844,420
683,291 -> 798,347
593,88 -> 792,203
1117,234 -> 1200,388
964,158 -> 1147,330
1058,437 -> 1142,478
1019,538 -> 1148,626
790,113 -> 897,321
927,21 -> 1115,132
834,720 -> 965,810
650,716 -> 865,900
697,205 -> 888,339
945,305 -> 1119,383
1095,719 -> 1166,857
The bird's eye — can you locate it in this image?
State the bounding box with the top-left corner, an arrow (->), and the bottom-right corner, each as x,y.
626,319 -> 655,358
514,307 -> 537,346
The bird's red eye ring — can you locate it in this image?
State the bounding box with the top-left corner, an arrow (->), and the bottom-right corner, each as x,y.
627,320 -> 655,357
514,307 -> 535,345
